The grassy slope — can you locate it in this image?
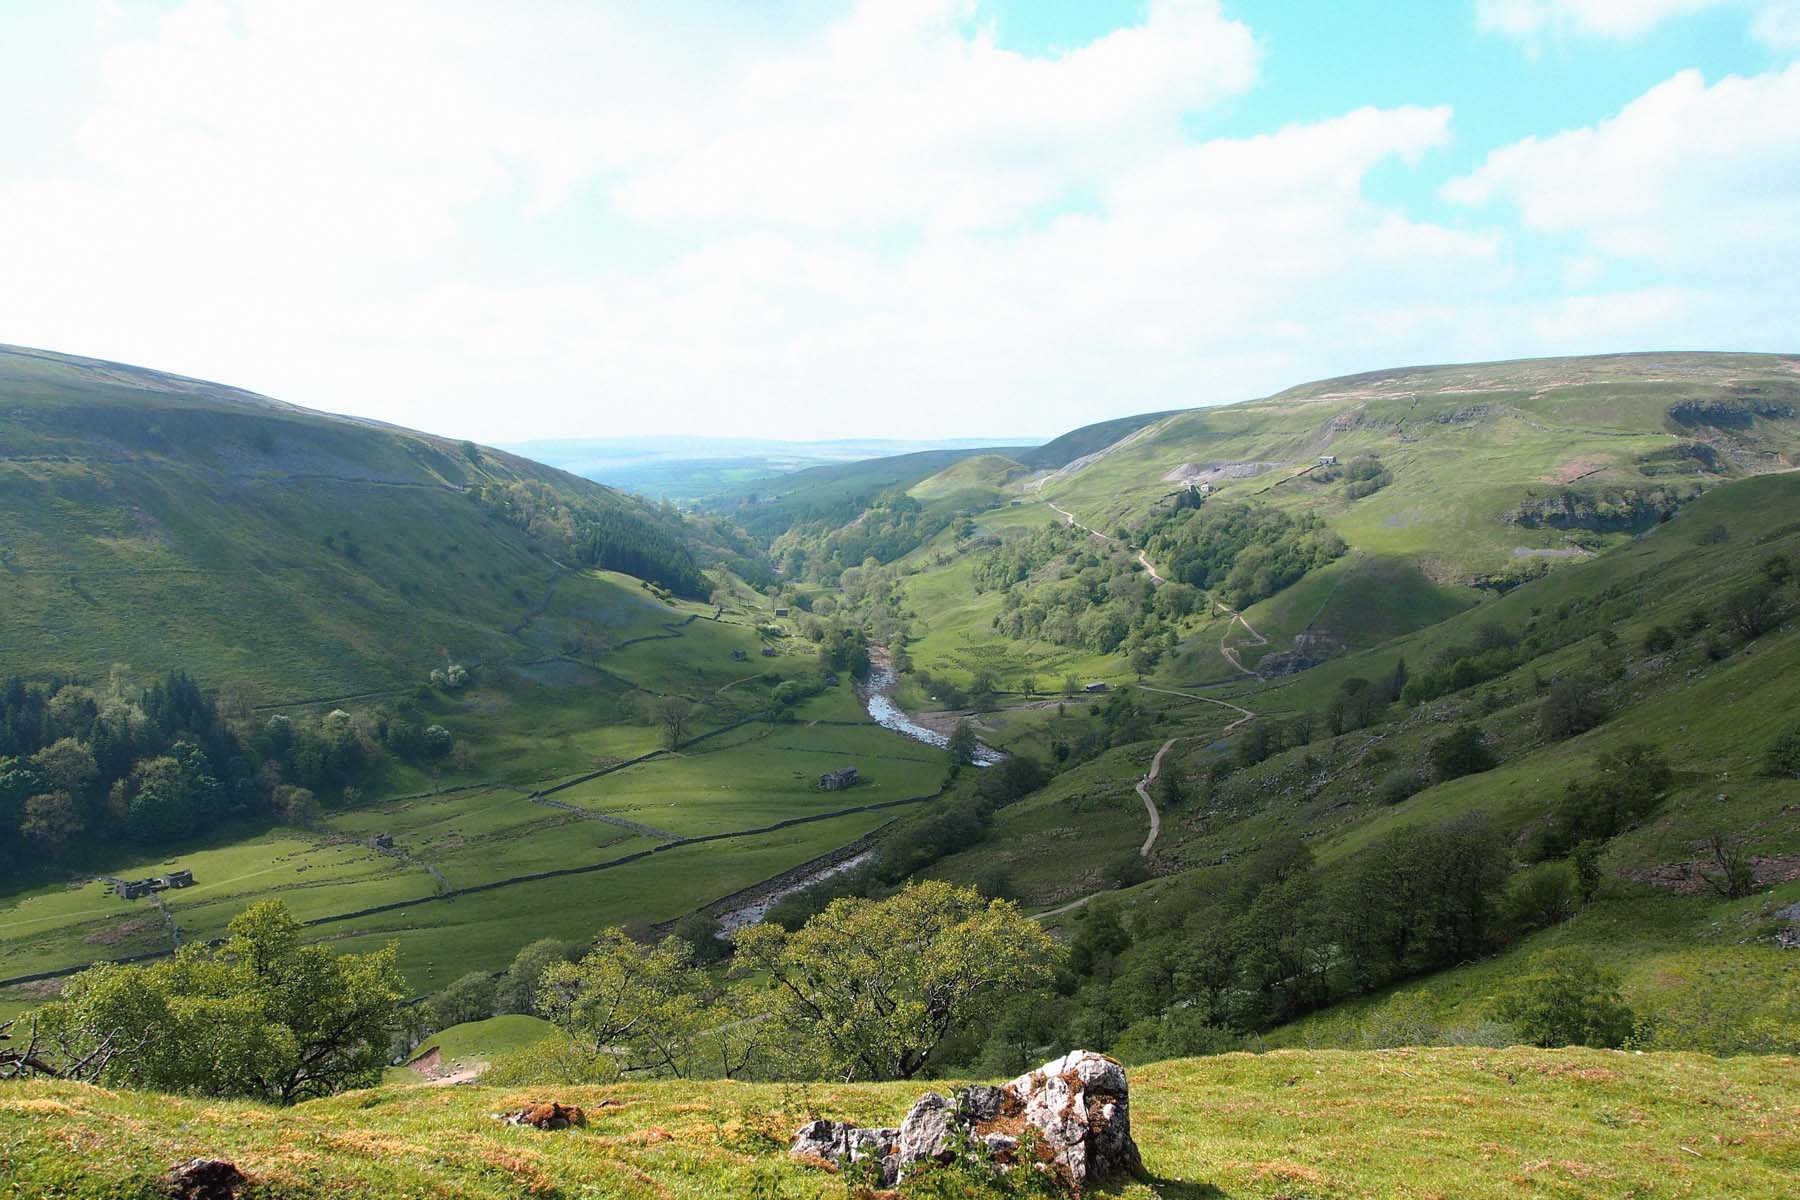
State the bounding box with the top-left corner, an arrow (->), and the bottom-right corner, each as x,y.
899,473 -> 1800,963
0,572 -> 936,1009
5,1048 -> 1796,1198
0,344 -> 717,697
386,1014 -> 556,1082
704,446 -> 1026,540
1037,353 -> 1800,649
0,709 -> 938,1014
1016,472 -> 1800,1040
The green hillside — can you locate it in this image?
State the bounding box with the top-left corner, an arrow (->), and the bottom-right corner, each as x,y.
1042,352 -> 1800,582
6,1048 -> 1796,1198
0,347 -> 946,1023
704,446 -> 1023,541
788,354 -> 1800,693
0,344 -> 746,698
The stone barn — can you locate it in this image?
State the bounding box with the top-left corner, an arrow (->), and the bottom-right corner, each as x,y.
818,766 -> 860,791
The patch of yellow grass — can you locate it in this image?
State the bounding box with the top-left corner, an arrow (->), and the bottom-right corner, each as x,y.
1248,1159 -> 1334,1187
0,1098 -> 81,1116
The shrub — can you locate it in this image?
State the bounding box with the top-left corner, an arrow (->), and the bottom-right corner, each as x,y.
946,720 -> 979,766
1111,1007 -> 1244,1064
482,1028 -> 619,1086
673,911 -> 730,964
36,900 -> 405,1102
733,881 -> 1060,1081
1108,852 -> 1150,889
1234,721 -> 1275,767
1501,862 -> 1582,934
495,939 -> 577,1017
1640,625 -> 1677,654
1718,585 -> 1782,641
429,663 -> 471,691
972,863 -> 1016,901
1428,724 -> 1495,782
1357,993 -> 1513,1050
1491,949 -> 1636,1048
1527,743 -> 1673,860
1539,675 -> 1608,740
433,971 -> 497,1026
1764,722 -> 1800,778
1376,767 -> 1423,805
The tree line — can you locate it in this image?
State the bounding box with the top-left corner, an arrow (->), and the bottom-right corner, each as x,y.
0,671 -> 460,869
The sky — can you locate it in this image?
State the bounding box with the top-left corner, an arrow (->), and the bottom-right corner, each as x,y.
2,1 -> 1798,443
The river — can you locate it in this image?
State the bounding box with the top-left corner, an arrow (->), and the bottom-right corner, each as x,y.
860,664 -> 1004,766
714,851 -> 874,935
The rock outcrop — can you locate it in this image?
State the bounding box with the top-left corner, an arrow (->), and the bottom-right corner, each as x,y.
500,1101 -> 589,1130
788,1050 -> 1139,1190
1006,1050 -> 1142,1184
159,1158 -> 248,1200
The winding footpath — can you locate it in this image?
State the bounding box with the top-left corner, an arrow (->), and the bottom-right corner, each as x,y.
1135,684 -> 1256,734
1046,499 -> 1117,542
1134,738 -> 1177,856
1022,496 -> 1273,924
1213,595 -> 1270,679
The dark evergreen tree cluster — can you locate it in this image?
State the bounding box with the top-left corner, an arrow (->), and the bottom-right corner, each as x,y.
0,673 -> 456,870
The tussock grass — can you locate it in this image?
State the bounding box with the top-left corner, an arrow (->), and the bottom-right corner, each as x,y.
3,1048 -> 1795,1198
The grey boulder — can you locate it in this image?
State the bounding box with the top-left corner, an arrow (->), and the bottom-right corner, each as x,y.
788,1050 -> 1140,1189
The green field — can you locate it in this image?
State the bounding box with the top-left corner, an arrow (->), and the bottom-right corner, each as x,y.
0,698 -> 944,1017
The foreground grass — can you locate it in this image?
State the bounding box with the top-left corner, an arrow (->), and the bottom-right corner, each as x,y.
3,1048 -> 1796,1198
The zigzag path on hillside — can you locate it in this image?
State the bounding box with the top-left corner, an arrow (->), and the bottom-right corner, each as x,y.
1025,497 -> 1266,923
1134,739 -> 1175,857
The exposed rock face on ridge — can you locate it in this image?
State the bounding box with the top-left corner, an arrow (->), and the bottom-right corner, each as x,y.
789,1050 -> 1140,1189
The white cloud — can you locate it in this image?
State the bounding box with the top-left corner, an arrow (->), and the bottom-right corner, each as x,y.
1446,65 -> 1800,272
0,1 -> 1787,444
1476,0 -> 1800,48
1476,0 -> 1729,39
611,0 -> 1260,233
1754,0 -> 1800,48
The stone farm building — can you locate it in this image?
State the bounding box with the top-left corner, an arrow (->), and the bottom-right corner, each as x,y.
818,766 -> 860,791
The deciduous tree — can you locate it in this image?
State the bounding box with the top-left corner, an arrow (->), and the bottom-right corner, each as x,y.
732,881 -> 1059,1081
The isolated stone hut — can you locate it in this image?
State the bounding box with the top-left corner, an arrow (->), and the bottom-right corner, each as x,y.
818,766 -> 860,791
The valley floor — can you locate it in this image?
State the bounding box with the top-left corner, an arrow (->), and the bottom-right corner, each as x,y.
4,1048 -> 1795,1198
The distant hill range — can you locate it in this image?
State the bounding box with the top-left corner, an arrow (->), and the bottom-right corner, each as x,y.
499,434 -> 1038,503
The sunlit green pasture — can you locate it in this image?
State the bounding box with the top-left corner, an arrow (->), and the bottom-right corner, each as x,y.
552,721 -> 943,839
